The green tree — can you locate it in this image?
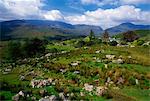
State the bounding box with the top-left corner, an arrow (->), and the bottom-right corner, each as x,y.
4,41 -> 22,61
89,30 -> 95,41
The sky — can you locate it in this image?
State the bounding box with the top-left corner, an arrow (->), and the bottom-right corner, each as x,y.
0,0 -> 150,29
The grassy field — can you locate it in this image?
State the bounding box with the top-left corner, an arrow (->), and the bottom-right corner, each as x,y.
0,39 -> 150,100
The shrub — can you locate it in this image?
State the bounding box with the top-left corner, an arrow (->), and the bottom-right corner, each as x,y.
109,41 -> 118,46
4,41 -> 22,61
133,40 -> 145,46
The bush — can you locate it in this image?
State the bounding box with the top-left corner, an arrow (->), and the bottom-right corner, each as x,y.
3,38 -> 48,61
4,41 -> 22,61
109,41 -> 118,46
23,38 -> 46,57
133,40 -> 145,46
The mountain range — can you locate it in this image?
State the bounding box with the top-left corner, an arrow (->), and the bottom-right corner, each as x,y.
0,20 -> 150,40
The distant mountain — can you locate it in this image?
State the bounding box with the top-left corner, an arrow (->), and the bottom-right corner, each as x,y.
106,23 -> 150,35
0,20 -> 103,40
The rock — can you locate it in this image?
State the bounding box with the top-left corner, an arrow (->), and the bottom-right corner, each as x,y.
104,64 -> 108,69
39,95 -> 57,101
117,77 -> 124,84
130,45 -> 135,47
71,63 -> 78,66
93,57 -> 97,60
5,68 -> 11,72
18,91 -> 25,97
20,75 -> 25,81
107,77 -> 111,83
106,55 -> 115,60
2,72 -> 9,74
60,69 -> 67,74
96,86 -> 108,96
59,92 -> 65,99
30,78 -> 53,88
112,59 -> 123,64
39,89 -> 47,97
49,95 -> 57,101
31,96 -> 36,100
45,53 -> 52,57
95,50 -> 100,54
135,79 -> 139,85
73,71 -> 80,74
128,56 -> 132,59
84,83 -> 94,92
12,94 -> 20,101
80,92 -> 84,96
61,51 -> 67,54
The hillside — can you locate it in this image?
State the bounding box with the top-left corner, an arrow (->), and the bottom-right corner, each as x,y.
113,30 -> 150,41
106,23 -> 150,35
0,20 -> 103,41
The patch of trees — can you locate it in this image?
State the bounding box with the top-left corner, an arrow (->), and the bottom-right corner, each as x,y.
75,30 -> 102,47
123,31 -> 139,42
3,38 -> 48,62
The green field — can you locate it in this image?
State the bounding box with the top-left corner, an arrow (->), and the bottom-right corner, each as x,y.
0,37 -> 150,101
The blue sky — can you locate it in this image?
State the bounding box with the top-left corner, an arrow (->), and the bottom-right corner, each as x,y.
0,0 -> 150,29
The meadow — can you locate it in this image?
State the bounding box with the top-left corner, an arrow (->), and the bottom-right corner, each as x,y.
0,36 -> 150,101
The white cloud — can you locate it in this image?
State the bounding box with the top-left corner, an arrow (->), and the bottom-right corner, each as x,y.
65,5 -> 150,29
80,0 -> 150,6
81,0 -> 119,6
43,10 -> 64,20
0,0 -> 44,20
121,0 -> 150,5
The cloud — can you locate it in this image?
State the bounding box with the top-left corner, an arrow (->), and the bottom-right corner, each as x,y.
121,0 -> 150,5
81,0 -> 119,6
65,5 -> 150,29
0,0 -> 44,20
80,0 -> 150,6
43,10 -> 64,20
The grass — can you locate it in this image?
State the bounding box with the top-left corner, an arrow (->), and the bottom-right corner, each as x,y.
0,39 -> 150,100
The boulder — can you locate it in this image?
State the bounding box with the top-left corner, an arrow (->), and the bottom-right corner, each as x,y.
106,55 -> 115,60
95,50 -> 100,54
49,95 -> 57,101
84,83 -> 94,92
45,53 -> 52,57
96,86 -> 108,96
117,77 -> 124,84
12,94 -> 20,101
18,91 -> 25,97
59,92 -> 65,99
20,75 -> 25,81
73,71 -> 80,74
112,59 -> 123,64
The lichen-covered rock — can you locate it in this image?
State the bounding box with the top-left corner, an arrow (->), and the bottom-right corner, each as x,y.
106,55 -> 115,60
96,86 -> 108,96
84,83 -> 94,92
112,59 -> 123,64
30,78 -> 53,88
12,94 -> 20,101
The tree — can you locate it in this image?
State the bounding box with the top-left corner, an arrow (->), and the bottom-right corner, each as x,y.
89,30 -> 95,41
102,30 -> 109,42
109,41 -> 118,46
23,38 -> 46,57
123,31 -> 139,42
4,41 -> 22,61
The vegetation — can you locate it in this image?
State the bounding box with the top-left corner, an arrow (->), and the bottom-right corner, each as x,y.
0,29 -> 150,101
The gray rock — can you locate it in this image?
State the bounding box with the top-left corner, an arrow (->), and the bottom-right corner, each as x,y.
12,94 -> 20,101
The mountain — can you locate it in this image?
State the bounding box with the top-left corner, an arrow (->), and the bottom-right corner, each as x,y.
106,23 -> 150,35
0,20 -> 103,40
